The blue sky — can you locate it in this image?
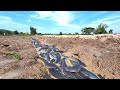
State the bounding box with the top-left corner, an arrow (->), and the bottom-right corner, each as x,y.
0,11 -> 120,34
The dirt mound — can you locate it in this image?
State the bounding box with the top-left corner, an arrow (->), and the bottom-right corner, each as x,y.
0,34 -> 120,79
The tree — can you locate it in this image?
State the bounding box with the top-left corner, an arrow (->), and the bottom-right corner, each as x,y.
59,32 -> 62,35
109,29 -> 113,34
20,32 -> 24,35
38,33 -> 42,35
25,32 -> 29,35
81,27 -> 95,35
13,30 -> 19,35
30,26 -> 37,35
75,32 -> 79,35
0,29 -> 13,35
94,23 -> 108,34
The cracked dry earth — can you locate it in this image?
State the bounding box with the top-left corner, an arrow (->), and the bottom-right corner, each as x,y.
0,34 -> 120,79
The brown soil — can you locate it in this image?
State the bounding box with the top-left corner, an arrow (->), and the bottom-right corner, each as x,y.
0,34 -> 120,79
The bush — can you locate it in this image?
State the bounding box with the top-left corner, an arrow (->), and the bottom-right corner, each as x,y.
109,29 -> 113,34
13,30 -> 19,35
12,53 -> 21,61
81,27 -> 95,35
94,23 -> 108,34
75,32 -> 79,35
59,32 -> 62,35
20,32 -> 25,35
25,32 -> 29,35
30,26 -> 37,35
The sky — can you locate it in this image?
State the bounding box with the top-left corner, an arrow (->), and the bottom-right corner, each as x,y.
0,11 -> 120,34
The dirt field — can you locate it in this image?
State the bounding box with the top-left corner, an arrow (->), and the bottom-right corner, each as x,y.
0,34 -> 120,79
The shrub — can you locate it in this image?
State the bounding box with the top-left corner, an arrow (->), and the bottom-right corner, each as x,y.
30,26 -> 37,35
59,32 -> 62,35
12,53 -> 21,61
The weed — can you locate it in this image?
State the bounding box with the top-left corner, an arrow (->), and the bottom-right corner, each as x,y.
12,53 -> 21,61
1,51 -> 22,61
1,51 -> 14,55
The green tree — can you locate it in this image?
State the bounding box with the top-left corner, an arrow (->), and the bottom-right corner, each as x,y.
109,29 -> 113,34
30,26 -> 37,35
81,27 -> 95,35
20,32 -> 24,35
75,32 -> 79,35
13,30 -> 19,35
25,32 -> 29,35
38,33 -> 42,35
59,32 -> 62,35
0,29 -> 13,35
94,23 -> 108,34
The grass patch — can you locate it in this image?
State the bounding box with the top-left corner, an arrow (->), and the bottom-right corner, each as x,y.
12,53 -> 21,61
1,51 -> 14,55
1,51 -> 22,61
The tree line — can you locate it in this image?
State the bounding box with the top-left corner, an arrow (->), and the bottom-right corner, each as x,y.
0,23 -> 113,36
81,23 -> 113,35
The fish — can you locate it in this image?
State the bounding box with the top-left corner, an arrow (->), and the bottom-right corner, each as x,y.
50,59 -> 56,63
59,58 -> 80,79
55,53 -> 61,63
49,47 -> 60,52
64,65 -> 81,72
46,48 -> 52,53
70,60 -> 79,66
48,68 -> 67,79
42,45 -> 49,49
60,57 -> 82,72
31,38 -> 42,48
53,48 -> 59,52
41,58 -> 57,69
78,68 -> 100,79
43,53 -> 51,63
50,52 -> 61,63
31,38 -> 100,79
39,53 -> 45,58
49,52 -> 58,63
39,48 -> 48,54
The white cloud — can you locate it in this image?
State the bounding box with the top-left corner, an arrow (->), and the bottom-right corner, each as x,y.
35,11 -> 53,19
92,15 -> 120,25
0,15 -> 29,32
30,11 -> 74,26
0,16 -> 12,20
28,11 -> 120,34
49,11 -> 74,26
29,11 -> 110,30
29,11 -> 53,20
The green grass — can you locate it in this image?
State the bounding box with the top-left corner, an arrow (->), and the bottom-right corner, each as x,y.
12,53 -> 21,61
1,51 -> 14,55
1,51 -> 22,61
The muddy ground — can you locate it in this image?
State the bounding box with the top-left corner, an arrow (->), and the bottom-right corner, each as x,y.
0,34 -> 120,79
